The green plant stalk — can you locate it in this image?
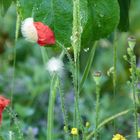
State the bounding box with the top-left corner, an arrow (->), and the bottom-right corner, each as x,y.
86,109 -> 132,140
10,0 -> 20,108
94,84 -> 100,140
58,78 -> 70,140
113,31 -> 117,133
113,31 -> 117,97
130,51 -> 138,140
72,0 -> 82,138
47,74 -> 58,140
40,47 -> 49,65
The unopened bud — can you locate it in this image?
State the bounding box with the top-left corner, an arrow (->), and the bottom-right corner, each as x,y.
93,71 -> 102,85
128,36 -> 136,49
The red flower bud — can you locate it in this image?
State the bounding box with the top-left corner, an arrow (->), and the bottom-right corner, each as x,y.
21,18 -> 55,46
34,22 -> 55,46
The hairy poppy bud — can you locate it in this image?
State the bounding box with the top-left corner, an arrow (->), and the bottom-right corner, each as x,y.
21,17 -> 55,46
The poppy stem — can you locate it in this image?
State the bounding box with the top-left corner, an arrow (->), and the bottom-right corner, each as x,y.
47,74 -> 58,140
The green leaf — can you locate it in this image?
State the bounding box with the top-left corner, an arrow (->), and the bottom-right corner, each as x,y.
118,0 -> 130,31
20,0 -> 73,47
20,0 -> 119,48
82,0 -> 120,48
0,0 -> 13,15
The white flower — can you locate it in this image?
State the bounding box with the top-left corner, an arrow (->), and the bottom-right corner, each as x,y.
45,57 -> 64,76
21,17 -> 38,42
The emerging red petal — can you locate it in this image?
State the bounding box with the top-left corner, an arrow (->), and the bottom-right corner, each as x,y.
34,22 -> 55,46
0,96 -> 10,125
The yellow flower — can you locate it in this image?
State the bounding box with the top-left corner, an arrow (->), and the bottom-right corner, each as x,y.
71,128 -> 78,135
138,131 -> 140,138
112,134 -> 126,140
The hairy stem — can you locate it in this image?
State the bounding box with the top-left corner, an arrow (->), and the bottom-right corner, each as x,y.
47,74 -> 58,140
130,51 -> 138,140
72,0 -> 82,138
58,78 -> 70,140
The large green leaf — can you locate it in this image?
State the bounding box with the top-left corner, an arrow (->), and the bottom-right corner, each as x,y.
118,0 -> 130,31
82,0 -> 120,48
20,0 -> 120,48
0,0 -> 13,15
20,0 -> 73,47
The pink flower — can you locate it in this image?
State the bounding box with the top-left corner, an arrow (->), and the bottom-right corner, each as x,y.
0,96 -> 10,124
21,18 -> 55,46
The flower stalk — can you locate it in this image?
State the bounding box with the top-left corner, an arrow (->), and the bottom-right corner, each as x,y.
93,72 -> 101,140
72,0 -> 83,139
127,37 -> 138,140
47,74 -> 58,140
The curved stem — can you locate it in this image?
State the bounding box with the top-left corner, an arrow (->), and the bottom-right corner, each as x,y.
86,109 -> 131,140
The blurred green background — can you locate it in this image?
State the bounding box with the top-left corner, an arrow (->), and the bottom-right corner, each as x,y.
0,0 -> 140,140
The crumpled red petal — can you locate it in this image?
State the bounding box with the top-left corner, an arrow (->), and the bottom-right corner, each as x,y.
0,96 -> 10,124
34,22 -> 55,46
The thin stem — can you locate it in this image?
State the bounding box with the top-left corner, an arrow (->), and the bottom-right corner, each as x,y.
86,109 -> 132,140
11,0 -> 20,110
130,51 -> 138,140
113,31 -> 117,133
113,31 -> 117,97
40,47 -> 49,65
94,84 -> 100,140
47,74 -> 58,140
58,78 -> 70,140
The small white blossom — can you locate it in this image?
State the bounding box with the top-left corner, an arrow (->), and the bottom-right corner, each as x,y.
21,17 -> 38,42
45,57 -> 64,76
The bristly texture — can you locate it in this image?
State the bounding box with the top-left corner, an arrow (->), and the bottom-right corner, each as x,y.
21,17 -> 55,46
34,22 -> 55,46
45,57 -> 64,77
21,18 -> 38,42
0,96 -> 10,125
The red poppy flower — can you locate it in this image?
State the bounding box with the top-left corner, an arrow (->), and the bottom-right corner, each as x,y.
0,96 -> 10,124
21,18 -> 55,46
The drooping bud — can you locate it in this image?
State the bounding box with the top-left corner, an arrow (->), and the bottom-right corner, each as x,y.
21,17 -> 55,46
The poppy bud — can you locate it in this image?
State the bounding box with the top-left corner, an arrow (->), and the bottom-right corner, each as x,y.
21,17 -> 55,46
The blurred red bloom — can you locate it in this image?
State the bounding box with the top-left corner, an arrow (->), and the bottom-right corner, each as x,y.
34,22 -> 55,46
0,96 -> 10,124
